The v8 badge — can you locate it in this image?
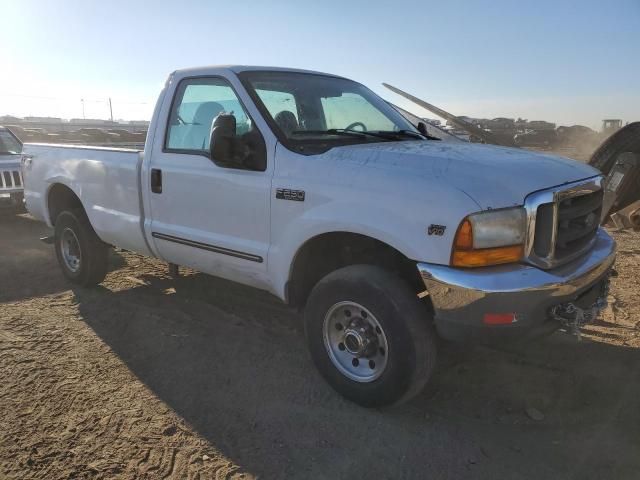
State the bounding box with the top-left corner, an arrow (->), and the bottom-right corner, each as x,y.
427,224 -> 446,236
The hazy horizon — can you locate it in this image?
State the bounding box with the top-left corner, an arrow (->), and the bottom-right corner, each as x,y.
2,0 -> 638,130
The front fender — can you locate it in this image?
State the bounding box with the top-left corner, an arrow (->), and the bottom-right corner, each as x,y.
268,198 -> 467,301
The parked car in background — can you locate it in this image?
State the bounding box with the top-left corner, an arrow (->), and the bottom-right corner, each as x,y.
556,125 -> 596,146
0,126 -> 25,214
514,129 -> 558,148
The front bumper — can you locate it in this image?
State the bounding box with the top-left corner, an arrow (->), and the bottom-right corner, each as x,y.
418,228 -> 616,343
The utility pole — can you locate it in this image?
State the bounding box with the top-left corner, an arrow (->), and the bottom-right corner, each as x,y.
108,97 -> 114,123
81,98 -> 85,119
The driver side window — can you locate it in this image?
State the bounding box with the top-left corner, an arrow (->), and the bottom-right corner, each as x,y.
166,78 -> 253,153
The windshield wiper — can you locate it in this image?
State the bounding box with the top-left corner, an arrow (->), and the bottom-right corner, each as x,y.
375,130 -> 441,141
291,129 -> 395,141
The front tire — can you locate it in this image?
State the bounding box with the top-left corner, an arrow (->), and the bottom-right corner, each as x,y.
305,265 -> 437,408
54,210 -> 109,286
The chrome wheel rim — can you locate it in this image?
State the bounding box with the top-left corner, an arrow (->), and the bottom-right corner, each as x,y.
323,301 -> 389,383
61,228 -> 82,273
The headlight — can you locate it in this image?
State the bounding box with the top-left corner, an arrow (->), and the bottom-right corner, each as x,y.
451,207 -> 526,267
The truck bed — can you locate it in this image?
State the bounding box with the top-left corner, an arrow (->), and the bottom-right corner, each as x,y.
22,143 -> 152,256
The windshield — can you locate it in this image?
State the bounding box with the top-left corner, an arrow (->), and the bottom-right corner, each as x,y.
239,71 -> 421,154
0,130 -> 22,155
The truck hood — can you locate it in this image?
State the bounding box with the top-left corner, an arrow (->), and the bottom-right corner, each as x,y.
324,141 -> 600,209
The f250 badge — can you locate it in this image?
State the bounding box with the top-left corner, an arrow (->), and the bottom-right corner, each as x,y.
276,188 -> 305,202
428,224 -> 446,236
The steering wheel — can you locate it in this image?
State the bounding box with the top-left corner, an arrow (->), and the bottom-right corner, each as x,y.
345,121 -> 367,132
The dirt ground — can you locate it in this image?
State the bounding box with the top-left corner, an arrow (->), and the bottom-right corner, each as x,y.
0,214 -> 639,480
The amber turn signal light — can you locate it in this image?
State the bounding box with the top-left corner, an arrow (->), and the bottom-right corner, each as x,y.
454,219 -> 473,250
452,245 -> 524,267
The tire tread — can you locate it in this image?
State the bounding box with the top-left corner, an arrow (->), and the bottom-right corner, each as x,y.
305,264 -> 437,407
55,209 -> 109,286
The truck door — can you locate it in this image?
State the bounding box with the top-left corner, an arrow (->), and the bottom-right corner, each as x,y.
146,76 -> 272,289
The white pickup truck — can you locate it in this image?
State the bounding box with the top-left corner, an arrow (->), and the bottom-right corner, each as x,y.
22,66 -> 616,407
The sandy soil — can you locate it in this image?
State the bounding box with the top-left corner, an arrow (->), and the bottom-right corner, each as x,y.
0,214 -> 639,480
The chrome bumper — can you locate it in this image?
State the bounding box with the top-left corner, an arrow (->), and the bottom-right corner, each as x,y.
417,228 -> 616,342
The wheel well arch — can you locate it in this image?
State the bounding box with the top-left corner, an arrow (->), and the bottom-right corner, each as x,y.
286,231 -> 426,308
47,183 -> 84,225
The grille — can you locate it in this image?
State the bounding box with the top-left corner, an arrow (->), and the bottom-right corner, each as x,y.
525,177 -> 603,269
0,169 -> 23,190
555,190 -> 603,261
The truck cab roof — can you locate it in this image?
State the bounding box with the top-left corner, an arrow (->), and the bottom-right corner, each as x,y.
171,65 -> 346,80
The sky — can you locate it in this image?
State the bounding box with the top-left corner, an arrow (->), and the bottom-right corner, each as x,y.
1,0 -> 639,129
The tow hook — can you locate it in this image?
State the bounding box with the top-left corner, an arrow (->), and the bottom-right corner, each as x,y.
550,279 -> 610,341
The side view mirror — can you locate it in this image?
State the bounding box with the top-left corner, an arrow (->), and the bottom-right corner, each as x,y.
417,121 -> 429,136
209,113 -> 268,171
210,114 -> 237,164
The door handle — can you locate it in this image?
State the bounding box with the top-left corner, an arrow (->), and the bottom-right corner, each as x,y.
151,168 -> 162,194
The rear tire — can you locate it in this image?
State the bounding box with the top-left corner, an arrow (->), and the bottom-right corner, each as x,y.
54,210 -> 109,286
304,265 -> 437,408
